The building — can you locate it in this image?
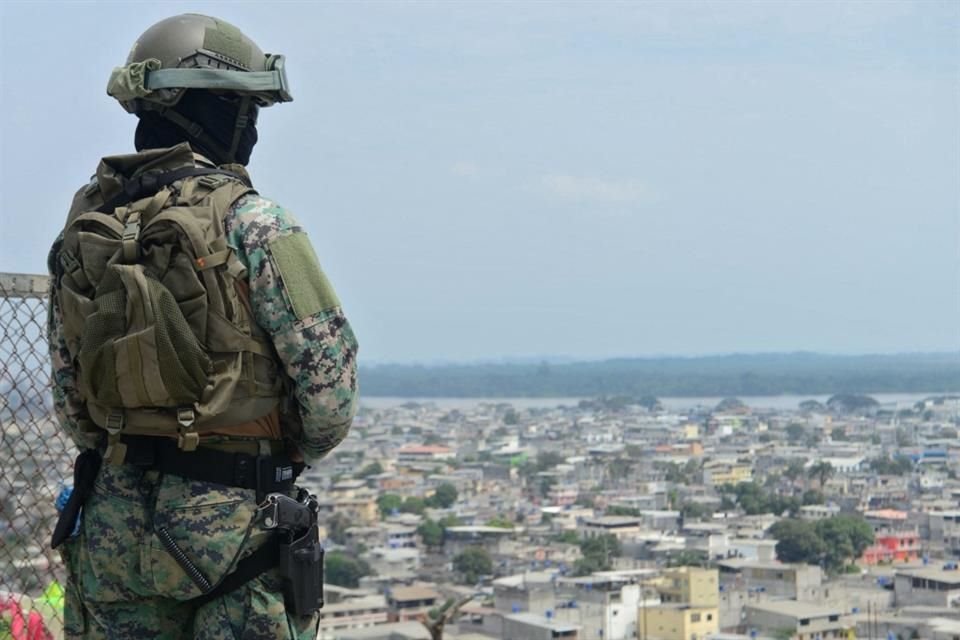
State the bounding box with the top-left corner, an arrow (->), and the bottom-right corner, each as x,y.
702,462 -> 752,487
894,568 -> 960,607
717,560 -> 822,599
859,529 -> 920,565
637,604 -> 719,640
578,516 -> 643,540
387,586 -> 441,623
502,612 -> 580,640
396,445 -> 456,463
657,567 -> 719,607
743,601 -> 850,640
318,594 -> 389,640
798,504 -> 840,521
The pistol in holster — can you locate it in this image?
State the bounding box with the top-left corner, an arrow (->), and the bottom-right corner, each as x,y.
258,492 -> 325,616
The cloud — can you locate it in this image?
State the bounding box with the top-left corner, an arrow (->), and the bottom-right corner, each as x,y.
540,175 -> 650,204
451,161 -> 481,177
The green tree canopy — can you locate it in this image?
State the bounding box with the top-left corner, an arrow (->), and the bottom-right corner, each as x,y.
785,423 -> 806,443
326,512 -> 352,545
325,551 -> 373,588
358,461 -> 383,478
377,494 -> 403,518
400,497 -> 426,515
454,547 -> 493,584
417,520 -> 444,548
769,519 -> 825,565
428,483 -> 458,508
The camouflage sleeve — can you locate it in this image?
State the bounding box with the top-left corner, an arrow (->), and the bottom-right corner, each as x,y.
224,194 -> 359,461
46,238 -> 98,451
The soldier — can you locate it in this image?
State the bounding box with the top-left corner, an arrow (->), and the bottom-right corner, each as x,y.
46,14 -> 358,639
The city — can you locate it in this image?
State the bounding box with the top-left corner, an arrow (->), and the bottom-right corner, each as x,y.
289,392 -> 960,640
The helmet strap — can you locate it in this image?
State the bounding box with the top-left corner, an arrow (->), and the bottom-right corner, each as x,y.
154,106 -> 233,165
227,96 -> 253,164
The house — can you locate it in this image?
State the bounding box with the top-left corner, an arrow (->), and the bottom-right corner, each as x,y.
578,516 -> 643,540
894,568 -> 960,607
717,560 -> 822,599
317,594 -> 389,640
386,586 -> 441,623
656,567 -> 719,607
743,601 -> 850,640
637,604 -> 719,640
859,529 -> 920,565
502,612 -> 579,640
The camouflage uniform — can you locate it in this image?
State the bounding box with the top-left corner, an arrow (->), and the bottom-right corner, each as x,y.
48,186 -> 359,638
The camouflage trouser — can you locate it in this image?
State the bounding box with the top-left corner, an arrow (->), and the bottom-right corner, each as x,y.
59,464 -> 318,639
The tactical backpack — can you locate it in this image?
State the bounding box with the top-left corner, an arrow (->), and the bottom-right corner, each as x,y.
54,145 -> 284,461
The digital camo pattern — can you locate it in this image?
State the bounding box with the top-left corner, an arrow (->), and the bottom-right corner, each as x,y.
61,465 -> 318,639
225,194 -> 359,461
46,261 -> 101,451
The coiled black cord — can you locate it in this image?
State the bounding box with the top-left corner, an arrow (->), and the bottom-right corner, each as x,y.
157,527 -> 213,592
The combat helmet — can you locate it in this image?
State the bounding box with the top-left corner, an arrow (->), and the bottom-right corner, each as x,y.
107,14 -> 292,163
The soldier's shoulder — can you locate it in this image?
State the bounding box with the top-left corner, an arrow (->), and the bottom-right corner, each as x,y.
226,193 -> 303,243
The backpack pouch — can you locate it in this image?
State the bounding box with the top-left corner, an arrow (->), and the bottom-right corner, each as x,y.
77,263 -> 211,409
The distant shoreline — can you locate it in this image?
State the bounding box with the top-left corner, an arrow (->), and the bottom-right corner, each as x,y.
360,392 -> 954,411
358,352 -> 960,400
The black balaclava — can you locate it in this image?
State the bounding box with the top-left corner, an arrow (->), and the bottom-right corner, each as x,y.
135,90 -> 259,166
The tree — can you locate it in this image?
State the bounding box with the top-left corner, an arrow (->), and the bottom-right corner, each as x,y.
325,551 -> 372,587
870,455 -> 914,476
667,550 -> 707,567
769,516 -> 874,573
377,494 -> 403,518
503,409 -> 518,425
400,497 -> 426,515
358,461 -> 383,478
816,516 -> 874,571
553,530 -> 580,545
485,516 -> 515,529
417,520 -> 444,548
638,395 -> 661,411
428,483 -> 458,508
769,519 -> 825,565
801,490 -> 824,506
681,501 -> 709,519
830,427 -> 847,441
808,461 -> 834,488
783,459 -> 807,482
786,423 -> 806,443
454,547 -> 493,584
326,512 -> 351,545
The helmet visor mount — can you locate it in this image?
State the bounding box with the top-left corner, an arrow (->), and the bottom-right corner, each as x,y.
107,54 -> 292,110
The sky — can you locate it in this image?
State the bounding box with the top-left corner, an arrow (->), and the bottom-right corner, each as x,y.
1,1 -> 958,363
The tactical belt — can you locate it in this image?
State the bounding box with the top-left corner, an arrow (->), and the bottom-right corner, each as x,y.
109,435 -> 305,494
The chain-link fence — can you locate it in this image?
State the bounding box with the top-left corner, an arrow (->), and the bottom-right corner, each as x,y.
1,273 -> 72,639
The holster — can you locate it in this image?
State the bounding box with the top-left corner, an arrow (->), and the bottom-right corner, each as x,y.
51,449 -> 102,549
279,523 -> 325,616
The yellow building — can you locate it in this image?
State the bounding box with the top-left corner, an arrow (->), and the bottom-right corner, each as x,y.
658,567 -> 719,607
702,463 -> 752,487
638,604 -> 719,640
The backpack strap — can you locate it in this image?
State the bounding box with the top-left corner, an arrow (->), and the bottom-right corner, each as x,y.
97,166 -> 250,214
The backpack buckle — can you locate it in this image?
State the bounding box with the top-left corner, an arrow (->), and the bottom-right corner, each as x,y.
121,211 -> 142,262
105,410 -> 125,434
177,408 -> 199,452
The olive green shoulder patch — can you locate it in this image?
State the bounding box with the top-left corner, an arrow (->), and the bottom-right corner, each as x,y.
269,232 -> 340,320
